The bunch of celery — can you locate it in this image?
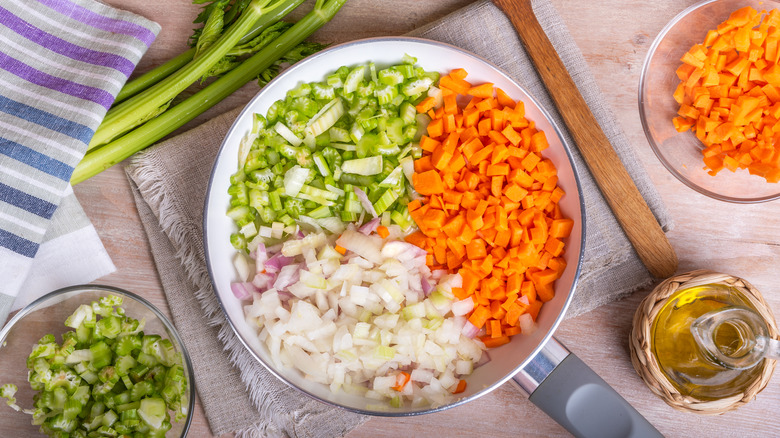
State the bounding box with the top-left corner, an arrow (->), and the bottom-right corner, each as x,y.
72,0 -> 348,184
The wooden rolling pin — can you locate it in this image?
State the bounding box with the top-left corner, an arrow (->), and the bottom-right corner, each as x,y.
492,0 -> 678,278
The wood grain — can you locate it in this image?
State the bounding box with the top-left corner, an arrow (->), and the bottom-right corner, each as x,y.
2,1 -> 780,437
491,0 -> 678,279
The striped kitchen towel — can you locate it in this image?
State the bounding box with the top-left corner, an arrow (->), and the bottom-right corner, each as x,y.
0,0 -> 161,324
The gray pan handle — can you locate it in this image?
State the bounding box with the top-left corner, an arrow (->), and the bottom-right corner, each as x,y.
511,337 -> 661,438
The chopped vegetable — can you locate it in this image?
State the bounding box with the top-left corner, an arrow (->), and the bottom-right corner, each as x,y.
671,6 -> 780,182
237,225 -> 485,407
224,57 -> 439,249
407,69 -> 574,345
0,296 -> 188,437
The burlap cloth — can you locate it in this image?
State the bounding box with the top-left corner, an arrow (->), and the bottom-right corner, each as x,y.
125,0 -> 673,436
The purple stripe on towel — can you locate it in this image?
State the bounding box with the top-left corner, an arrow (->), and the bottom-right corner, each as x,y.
0,5 -> 135,77
35,0 -> 156,47
0,51 -> 115,110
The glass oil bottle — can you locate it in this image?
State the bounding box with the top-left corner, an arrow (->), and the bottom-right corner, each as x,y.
651,283 -> 779,400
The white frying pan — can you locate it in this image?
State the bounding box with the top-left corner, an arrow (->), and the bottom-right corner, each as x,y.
203,37 -> 660,437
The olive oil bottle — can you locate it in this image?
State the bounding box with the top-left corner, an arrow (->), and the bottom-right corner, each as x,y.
651,284 -> 765,400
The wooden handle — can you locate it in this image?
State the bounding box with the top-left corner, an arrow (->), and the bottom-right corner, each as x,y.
492,0 -> 677,278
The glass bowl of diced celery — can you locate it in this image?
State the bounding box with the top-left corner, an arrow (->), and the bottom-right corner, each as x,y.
0,285 -> 194,437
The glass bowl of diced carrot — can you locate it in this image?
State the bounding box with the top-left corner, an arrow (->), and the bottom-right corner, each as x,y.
640,0 -> 780,202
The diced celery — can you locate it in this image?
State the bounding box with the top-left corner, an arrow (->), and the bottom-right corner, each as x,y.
306,98 -> 344,137
138,397 -> 167,430
401,77 -> 434,96
341,156 -> 383,176
378,67 -> 404,86
374,84 -> 398,105
343,65 -> 366,94
373,188 -> 400,215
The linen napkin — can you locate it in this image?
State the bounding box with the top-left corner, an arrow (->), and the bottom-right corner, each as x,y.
125,0 -> 673,436
0,0 -> 161,324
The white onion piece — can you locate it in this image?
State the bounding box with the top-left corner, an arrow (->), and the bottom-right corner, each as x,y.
232,252 -> 253,282
359,217 -> 381,235
420,277 -> 433,295
451,298 -> 475,316
264,253 -> 293,273
474,350 -> 491,368
274,264 -> 300,290
461,321 -> 479,338
336,230 -> 383,264
518,313 -> 537,335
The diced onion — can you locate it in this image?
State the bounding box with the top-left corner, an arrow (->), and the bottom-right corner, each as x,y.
451,298 -> 475,317
461,321 -> 479,338
359,217 -> 381,235
518,313 -> 538,335
240,229 -> 486,408
231,282 -> 255,300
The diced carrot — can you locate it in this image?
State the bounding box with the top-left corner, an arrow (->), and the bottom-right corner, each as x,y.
468,305 -> 491,328
392,371 -> 411,391
334,245 -> 346,255
420,135 -> 441,153
451,379 -> 467,394
481,335 -> 510,348
404,68 -> 573,352
468,82 -> 495,98
416,96 -> 437,113
427,118 -> 444,137
495,87 -> 516,108
673,6 -> 780,181
413,170 -> 445,195
376,225 -> 389,239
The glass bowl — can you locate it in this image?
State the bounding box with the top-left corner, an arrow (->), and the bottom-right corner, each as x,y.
0,285 -> 194,437
639,0 -> 780,202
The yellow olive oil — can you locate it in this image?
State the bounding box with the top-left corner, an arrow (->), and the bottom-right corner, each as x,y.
651,284 -> 763,400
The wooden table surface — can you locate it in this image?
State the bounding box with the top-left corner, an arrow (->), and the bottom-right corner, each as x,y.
4,0 -> 780,436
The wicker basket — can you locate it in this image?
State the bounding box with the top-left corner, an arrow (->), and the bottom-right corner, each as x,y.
629,270 -> 778,414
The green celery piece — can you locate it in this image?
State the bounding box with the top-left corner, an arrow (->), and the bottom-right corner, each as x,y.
102,408 -> 119,426
72,385 -> 91,406
341,156 -> 383,176
136,352 -> 159,368
343,64 -> 366,94
46,412 -> 78,433
65,304 -> 94,329
114,334 -> 142,356
130,381 -> 154,402
138,397 -> 167,430
89,341 -> 113,370
95,315 -> 122,339
119,404 -> 140,415
115,356 -> 136,377
73,0 -> 347,184
1,384 -> 19,411
373,188 -> 399,215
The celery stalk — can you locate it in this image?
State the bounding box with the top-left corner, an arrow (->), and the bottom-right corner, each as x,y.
114,0 -> 305,104
72,0 -> 346,184
88,0 -> 282,150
